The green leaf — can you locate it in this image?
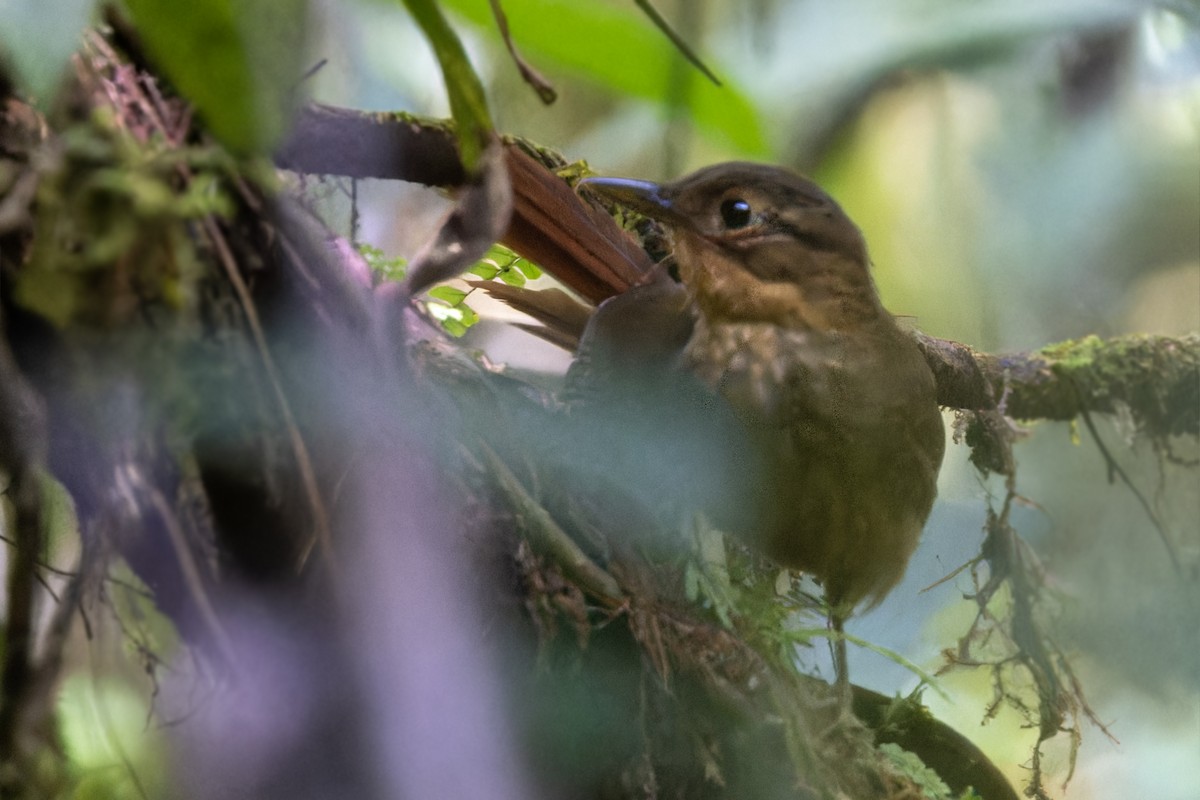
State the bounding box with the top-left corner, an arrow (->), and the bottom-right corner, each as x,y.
457,303 -> 479,327
440,0 -> 767,156
0,0 -> 95,104
358,243 -> 408,280
513,257 -> 541,279
498,268 -> 526,287
425,292 -> 481,336
120,0 -> 307,154
468,261 -> 500,279
400,0 -> 494,170
429,285 -> 469,305
440,317 -> 468,337
176,171 -> 236,217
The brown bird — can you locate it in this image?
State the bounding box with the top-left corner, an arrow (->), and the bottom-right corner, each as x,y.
578,163 -> 946,691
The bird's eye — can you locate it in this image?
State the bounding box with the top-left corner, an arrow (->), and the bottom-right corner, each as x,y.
719,198 -> 753,229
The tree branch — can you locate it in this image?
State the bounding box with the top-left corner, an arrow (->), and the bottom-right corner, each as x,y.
277,105 -> 1200,437
918,332 -> 1199,439
0,325 -> 49,779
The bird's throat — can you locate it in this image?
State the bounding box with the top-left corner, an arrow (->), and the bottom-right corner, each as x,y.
676,238 -> 882,331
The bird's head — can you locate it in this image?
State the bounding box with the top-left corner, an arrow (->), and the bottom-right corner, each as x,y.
580,163 -> 885,330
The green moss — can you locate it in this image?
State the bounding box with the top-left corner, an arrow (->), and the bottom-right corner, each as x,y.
1000,333 -> 1200,439
879,743 -> 953,798
15,111 -> 234,329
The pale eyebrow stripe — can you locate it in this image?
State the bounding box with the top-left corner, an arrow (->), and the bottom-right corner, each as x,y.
770,218 -> 851,257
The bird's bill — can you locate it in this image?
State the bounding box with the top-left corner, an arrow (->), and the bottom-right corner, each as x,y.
578,177 -> 685,226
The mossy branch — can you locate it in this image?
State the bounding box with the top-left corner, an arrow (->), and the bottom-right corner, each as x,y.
918,332 -> 1199,438
280,105 -> 1200,441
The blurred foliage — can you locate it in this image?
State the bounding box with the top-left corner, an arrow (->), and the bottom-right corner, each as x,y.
469,242 -> 542,285
878,743 -> 976,800
400,0 -> 495,168
0,0 -> 94,102
440,0 -> 768,155
360,240 -> 538,335
120,0 -> 309,154
58,673 -> 169,798
0,1 -> 1197,799
429,244 -> 541,336
356,241 -> 408,281
16,106 -> 232,327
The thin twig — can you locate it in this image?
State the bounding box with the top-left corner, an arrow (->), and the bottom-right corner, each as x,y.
0,334 -> 47,774
633,0 -> 722,86
480,444 -> 623,602
201,217 -> 339,577
1076,395 -> 1182,575
138,478 -> 238,673
487,0 -> 557,103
